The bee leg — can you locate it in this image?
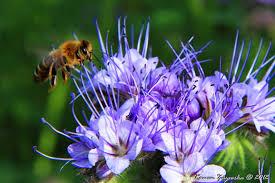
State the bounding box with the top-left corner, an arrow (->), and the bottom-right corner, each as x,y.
62,68 -> 69,83
50,75 -> 57,88
65,66 -> 71,72
49,63 -> 57,88
62,56 -> 67,64
62,65 -> 72,83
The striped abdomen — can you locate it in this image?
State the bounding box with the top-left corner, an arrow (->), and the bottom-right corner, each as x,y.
33,54 -> 56,83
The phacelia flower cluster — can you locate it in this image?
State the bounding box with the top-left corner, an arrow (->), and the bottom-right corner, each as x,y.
34,18 -> 274,183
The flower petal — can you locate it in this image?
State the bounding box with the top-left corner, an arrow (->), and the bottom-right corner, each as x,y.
126,139 -> 143,160
72,159 -> 92,168
105,155 -> 130,174
88,148 -> 99,166
98,115 -> 118,145
197,164 -> 226,182
183,152 -> 204,174
67,143 -> 89,160
160,164 -> 183,183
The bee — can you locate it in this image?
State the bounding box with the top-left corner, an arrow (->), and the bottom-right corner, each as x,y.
33,40 -> 92,88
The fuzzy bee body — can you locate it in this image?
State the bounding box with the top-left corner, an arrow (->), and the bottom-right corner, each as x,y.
33,40 -> 92,88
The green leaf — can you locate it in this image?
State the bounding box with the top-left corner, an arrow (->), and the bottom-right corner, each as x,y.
241,138 -> 258,157
238,140 -> 246,169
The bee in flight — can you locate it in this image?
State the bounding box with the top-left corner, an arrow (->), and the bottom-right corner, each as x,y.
33,40 -> 93,88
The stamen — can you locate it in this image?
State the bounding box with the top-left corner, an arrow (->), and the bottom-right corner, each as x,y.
81,110 -> 90,125
78,70 -> 107,116
73,79 -> 98,115
59,160 -> 73,172
236,40 -> 252,82
193,142 -> 225,175
70,94 -> 84,128
232,40 -> 245,83
253,99 -> 275,113
254,42 -> 272,78
33,146 -> 73,161
263,59 -> 275,81
198,122 -> 215,152
245,39 -> 263,80
40,118 -> 78,142
94,19 -> 107,61
105,30 -> 110,57
142,20 -> 150,57
228,31 -> 239,81
125,122 -> 135,148
247,56 -> 275,82
122,16 -> 130,53
137,24 -> 144,53
266,87 -> 274,97
225,120 -> 251,135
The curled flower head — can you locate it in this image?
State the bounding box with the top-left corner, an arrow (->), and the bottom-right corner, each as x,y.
93,19 -> 158,96
34,18 -> 274,182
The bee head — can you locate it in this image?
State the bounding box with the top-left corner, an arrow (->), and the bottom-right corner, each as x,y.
79,40 -> 93,61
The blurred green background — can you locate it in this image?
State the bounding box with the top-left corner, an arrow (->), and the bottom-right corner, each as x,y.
0,0 -> 274,182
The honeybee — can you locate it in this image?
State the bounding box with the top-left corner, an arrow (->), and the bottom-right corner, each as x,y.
33,40 -> 92,88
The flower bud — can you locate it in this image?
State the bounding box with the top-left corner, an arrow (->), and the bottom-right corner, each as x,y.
187,98 -> 202,121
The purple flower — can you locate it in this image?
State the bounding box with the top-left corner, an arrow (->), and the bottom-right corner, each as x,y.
33,18 -> 274,183
96,113 -> 143,174
156,116 -> 227,182
147,67 -> 182,95
67,126 -> 100,168
240,79 -> 275,132
160,152 -> 226,183
220,34 -> 275,133
187,98 -> 202,120
93,19 -> 158,96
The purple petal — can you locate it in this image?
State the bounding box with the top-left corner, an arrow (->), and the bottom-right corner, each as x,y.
200,133 -> 223,161
124,49 -> 143,64
164,156 -> 180,167
158,132 -> 176,154
117,121 -> 135,143
187,98 -> 202,121
94,70 -> 116,86
126,139 -> 143,160
98,115 -> 118,145
67,143 -> 89,160
180,129 -> 195,153
160,164 -> 183,183
96,163 -> 112,179
72,159 -> 92,168
117,98 -> 135,119
183,152 -> 204,174
190,118 -> 207,134
142,137 -> 155,151
88,148 -> 99,166
105,155 -> 130,174
197,164 -> 226,182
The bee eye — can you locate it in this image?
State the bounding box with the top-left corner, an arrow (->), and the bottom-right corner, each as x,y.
81,47 -> 87,54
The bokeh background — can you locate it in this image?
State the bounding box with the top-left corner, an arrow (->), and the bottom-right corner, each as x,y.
0,0 -> 274,182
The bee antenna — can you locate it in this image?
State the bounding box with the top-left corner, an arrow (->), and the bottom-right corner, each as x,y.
72,32 -> 79,40
51,44 -> 56,51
